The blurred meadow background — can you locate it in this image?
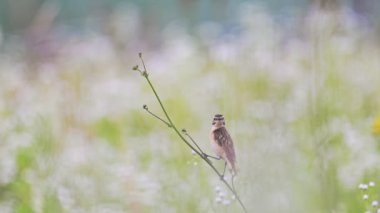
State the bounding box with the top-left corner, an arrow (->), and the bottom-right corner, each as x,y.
1,0 -> 380,212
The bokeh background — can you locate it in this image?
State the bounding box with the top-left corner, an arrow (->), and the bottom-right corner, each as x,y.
1,0 -> 380,212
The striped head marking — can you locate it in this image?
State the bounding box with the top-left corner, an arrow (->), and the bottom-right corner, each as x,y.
212,114 -> 225,126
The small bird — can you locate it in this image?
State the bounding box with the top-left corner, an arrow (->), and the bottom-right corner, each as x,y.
209,114 -> 237,176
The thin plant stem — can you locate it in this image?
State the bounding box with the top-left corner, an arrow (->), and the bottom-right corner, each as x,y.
182,129 -> 206,154
134,53 -> 247,213
143,105 -> 172,127
182,130 -> 221,163
144,76 -> 202,155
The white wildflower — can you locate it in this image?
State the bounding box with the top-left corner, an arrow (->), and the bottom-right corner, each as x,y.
218,192 -> 225,198
215,186 -> 221,193
215,196 -> 222,203
359,184 -> 369,190
223,199 -> 231,206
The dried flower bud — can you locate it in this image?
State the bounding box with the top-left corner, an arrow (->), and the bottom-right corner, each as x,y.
181,129 -> 187,133
142,71 -> 148,77
139,52 -> 142,58
132,65 -> 139,70
143,104 -> 148,110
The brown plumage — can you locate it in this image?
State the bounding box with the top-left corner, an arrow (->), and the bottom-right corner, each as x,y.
210,114 -> 237,175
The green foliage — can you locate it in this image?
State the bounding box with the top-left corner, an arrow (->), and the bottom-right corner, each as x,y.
42,192 -> 64,213
10,179 -> 33,210
122,110 -> 155,136
165,98 -> 200,129
15,202 -> 35,213
95,117 -> 122,147
16,148 -> 35,173
32,119 -> 57,155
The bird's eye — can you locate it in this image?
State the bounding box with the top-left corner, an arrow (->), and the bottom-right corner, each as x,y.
212,122 -> 216,125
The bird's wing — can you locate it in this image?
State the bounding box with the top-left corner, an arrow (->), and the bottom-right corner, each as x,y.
214,127 -> 236,164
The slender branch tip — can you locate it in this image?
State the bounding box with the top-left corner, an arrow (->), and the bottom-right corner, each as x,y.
142,105 -> 172,128
142,71 -> 149,77
138,53 -> 148,76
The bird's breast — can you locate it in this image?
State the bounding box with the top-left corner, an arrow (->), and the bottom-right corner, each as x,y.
210,131 -> 225,158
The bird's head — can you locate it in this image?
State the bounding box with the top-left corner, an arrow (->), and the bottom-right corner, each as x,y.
212,114 -> 225,128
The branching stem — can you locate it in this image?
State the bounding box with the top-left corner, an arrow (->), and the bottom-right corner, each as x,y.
143,105 -> 172,127
134,53 -> 247,213
182,129 -> 206,155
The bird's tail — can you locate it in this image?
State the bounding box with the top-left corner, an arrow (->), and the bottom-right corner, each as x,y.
228,160 -> 237,176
